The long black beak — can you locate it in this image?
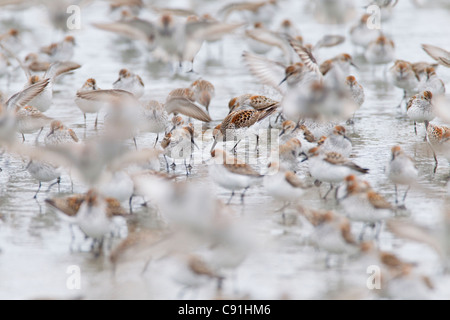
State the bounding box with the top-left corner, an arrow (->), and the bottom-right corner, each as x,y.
113,78 -> 120,85
169,125 -> 176,133
299,152 -> 308,162
47,129 -> 54,138
344,135 -> 352,143
279,129 -> 286,137
350,62 -> 359,69
279,76 -> 288,86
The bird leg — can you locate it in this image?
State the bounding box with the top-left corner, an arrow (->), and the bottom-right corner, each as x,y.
359,223 -> 368,242
184,159 -> 190,176
227,191 -> 235,205
35,127 -> 44,145
46,177 -> 61,193
402,186 -> 410,205
129,195 -> 134,214
427,142 -> 438,173
241,187 -> 250,204
231,140 -> 241,154
33,182 -> 42,199
397,90 -> 407,109
164,155 -> 170,172
154,134 -> 159,147
323,184 -> 334,200
394,184 -> 398,204
374,222 -> 382,241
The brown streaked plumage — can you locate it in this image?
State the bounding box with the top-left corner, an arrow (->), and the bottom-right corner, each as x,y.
323,152 -> 369,174
190,79 -> 215,112
45,120 -> 79,145
284,171 -> 306,189
45,192 -> 128,218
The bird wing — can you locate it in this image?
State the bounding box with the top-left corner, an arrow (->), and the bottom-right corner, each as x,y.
6,78 -> 50,110
367,191 -> 393,209
165,97 -> 211,122
45,195 -> 85,217
44,61 -> 81,80
68,129 -> 79,143
106,198 -> 128,217
218,1 -> 267,20
284,171 -> 306,189
289,39 -> 323,81
314,35 -> 345,49
93,19 -> 156,44
183,21 -> 244,62
422,44 -> 450,67
76,89 -> 137,104
387,219 -> 444,259
149,6 -> 197,17
324,153 -> 369,174
245,28 -> 292,59
242,51 -> 286,93
224,163 -> 261,177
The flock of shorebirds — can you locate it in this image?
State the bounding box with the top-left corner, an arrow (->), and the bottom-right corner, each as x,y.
1,0 -> 450,299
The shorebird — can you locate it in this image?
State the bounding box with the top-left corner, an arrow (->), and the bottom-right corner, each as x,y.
26,160 -> 62,199
113,68 -> 145,98
45,189 -> 128,254
264,161 -> 309,217
218,0 -> 278,26
189,79 -> 215,113
321,126 -> 353,158
161,122 -> 197,175
389,60 -> 420,109
417,67 -> 445,96
341,175 -> 394,239
75,78 -> 102,128
349,14 -> 381,48
15,106 -> 52,142
24,53 -> 50,73
406,91 -> 434,135
426,123 -> 450,172
297,206 -> 359,267
387,146 -> 418,206
364,35 -> 395,65
24,61 -> 81,113
279,120 -> 317,152
304,147 -> 369,199
211,107 -> 277,153
165,88 -> 212,122
94,14 -> 244,71
345,75 -> 364,123
40,35 -> 76,62
209,149 -> 263,204
44,120 -> 79,146
141,100 -> 168,146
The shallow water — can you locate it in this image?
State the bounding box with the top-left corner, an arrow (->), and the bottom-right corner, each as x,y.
1,0 -> 450,299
